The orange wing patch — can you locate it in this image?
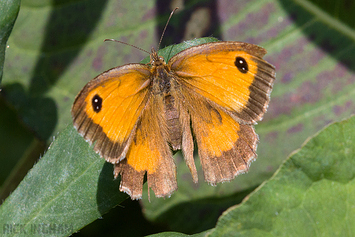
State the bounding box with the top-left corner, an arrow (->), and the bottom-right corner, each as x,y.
72,64 -> 151,163
197,107 -> 241,158
174,51 -> 256,112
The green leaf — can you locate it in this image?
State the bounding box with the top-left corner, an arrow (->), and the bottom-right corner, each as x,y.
307,0 -> 355,29
0,0 -> 20,82
206,115 -> 355,236
0,125 -> 128,236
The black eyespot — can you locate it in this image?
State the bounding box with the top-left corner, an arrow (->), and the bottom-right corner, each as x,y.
92,94 -> 102,113
235,57 -> 248,73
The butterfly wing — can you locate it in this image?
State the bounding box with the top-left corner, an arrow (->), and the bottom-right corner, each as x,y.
72,64 -> 151,163
72,64 -> 177,199
178,89 -> 258,184
170,41 -> 275,124
169,41 -> 275,184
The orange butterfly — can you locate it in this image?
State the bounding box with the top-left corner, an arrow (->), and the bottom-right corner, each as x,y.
72,38 -> 275,199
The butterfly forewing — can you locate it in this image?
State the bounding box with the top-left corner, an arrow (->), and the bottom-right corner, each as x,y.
72,64 -> 151,163
169,41 -> 276,124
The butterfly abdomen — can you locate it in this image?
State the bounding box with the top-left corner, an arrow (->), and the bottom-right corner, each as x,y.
164,94 -> 182,150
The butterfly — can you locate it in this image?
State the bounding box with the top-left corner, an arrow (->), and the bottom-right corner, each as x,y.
71,38 -> 276,200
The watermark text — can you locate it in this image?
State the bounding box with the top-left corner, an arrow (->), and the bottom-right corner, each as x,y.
3,223 -> 73,235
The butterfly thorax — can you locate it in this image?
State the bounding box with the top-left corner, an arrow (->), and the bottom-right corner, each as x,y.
150,50 -> 172,95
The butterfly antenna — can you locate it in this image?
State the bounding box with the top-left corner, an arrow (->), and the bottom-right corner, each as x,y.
157,7 -> 179,50
104,39 -> 150,54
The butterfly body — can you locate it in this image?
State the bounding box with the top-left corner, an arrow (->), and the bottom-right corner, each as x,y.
72,41 -> 276,199
149,50 -> 184,151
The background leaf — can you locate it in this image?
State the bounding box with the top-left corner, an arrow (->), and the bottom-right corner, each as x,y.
0,0 -> 354,236
0,125 -> 128,237
0,0 -> 20,82
207,115 -> 355,236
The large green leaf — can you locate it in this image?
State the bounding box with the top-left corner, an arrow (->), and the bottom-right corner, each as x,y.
206,115 -> 355,236
0,125 -> 127,237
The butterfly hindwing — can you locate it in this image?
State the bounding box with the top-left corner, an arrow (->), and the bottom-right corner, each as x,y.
180,89 -> 257,184
114,94 -> 177,199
